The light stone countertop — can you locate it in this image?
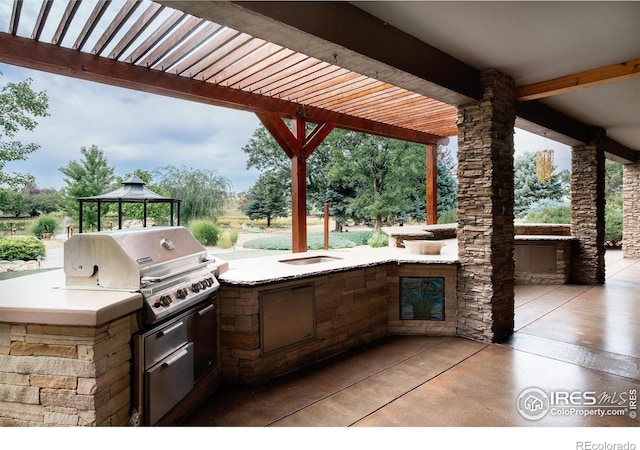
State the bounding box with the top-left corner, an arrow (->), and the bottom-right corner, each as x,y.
0,241 -> 459,325
0,269 -> 142,326
218,239 -> 459,286
514,235 -> 577,241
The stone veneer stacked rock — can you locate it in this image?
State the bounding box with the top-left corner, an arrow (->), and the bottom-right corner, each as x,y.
571,129 -> 606,284
622,162 -> 640,258
0,315 -> 136,426
455,69 -> 516,343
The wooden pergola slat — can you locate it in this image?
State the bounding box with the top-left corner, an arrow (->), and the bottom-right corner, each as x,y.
139,15 -> 203,68
74,0 -> 112,51
153,22 -> 226,72
91,0 -> 141,56
127,9 -> 185,64
108,2 -> 165,60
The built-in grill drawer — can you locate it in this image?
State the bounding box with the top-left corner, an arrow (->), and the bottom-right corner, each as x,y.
146,342 -> 194,425
144,319 -> 189,368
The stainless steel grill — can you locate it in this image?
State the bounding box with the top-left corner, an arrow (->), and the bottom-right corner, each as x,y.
63,226 -> 227,425
64,226 -> 226,324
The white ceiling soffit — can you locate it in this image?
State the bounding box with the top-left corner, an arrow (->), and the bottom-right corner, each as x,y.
354,1 -> 640,154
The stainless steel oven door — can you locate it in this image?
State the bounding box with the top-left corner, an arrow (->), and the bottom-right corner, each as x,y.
145,342 -> 194,425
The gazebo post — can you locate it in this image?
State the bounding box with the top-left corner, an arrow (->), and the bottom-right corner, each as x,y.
97,201 -> 102,231
79,200 -> 84,233
118,199 -> 123,230
143,201 -> 148,228
170,202 -> 174,226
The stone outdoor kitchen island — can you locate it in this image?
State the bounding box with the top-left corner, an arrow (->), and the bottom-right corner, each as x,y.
0,243 -> 460,425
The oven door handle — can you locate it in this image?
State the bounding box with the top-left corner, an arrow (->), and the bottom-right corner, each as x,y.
158,321 -> 184,337
196,303 -> 216,317
162,348 -> 189,367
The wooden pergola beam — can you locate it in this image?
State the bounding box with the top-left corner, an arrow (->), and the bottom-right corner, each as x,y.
0,32 -> 444,146
515,58 -> 640,101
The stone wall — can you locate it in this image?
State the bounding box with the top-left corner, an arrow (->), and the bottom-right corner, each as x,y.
456,68 -> 516,343
219,266 -> 389,385
514,223 -> 571,236
219,263 -> 458,385
622,162 -> 640,258
571,130 -> 606,284
0,314 -> 137,426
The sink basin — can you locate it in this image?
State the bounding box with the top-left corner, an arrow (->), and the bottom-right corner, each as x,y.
279,255 -> 342,265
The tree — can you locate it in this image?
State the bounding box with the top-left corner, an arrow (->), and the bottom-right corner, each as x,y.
242,172 -> 289,226
242,124 -> 458,231
0,74 -> 49,192
514,152 -> 564,218
242,124 -> 291,190
153,165 -> 231,223
59,145 -> 115,231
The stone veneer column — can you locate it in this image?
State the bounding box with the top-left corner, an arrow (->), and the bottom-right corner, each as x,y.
622,162 -> 640,258
571,129 -> 606,284
456,69 -> 516,343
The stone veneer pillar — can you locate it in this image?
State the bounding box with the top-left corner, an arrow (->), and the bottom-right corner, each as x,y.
571,129 -> 606,284
622,162 -> 640,258
456,69 -> 516,343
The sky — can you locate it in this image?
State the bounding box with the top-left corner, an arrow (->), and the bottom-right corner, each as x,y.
1,58 -> 572,195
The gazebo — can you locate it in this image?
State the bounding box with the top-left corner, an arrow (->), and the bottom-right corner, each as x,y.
77,176 -> 181,233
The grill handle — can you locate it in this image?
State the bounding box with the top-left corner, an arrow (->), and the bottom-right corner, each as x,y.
162,348 -> 189,367
158,321 -> 184,337
141,260 -> 213,283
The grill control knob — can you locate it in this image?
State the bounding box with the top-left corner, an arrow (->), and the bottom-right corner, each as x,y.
204,278 -> 213,287
176,288 -> 188,299
191,282 -> 202,293
160,295 -> 172,307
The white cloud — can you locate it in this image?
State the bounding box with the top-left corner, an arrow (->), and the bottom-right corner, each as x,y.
1,63 -> 262,191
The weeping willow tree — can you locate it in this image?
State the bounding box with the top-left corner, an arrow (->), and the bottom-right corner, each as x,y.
153,165 -> 231,223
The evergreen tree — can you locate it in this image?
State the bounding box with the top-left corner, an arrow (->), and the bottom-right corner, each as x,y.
242,172 -> 288,226
514,152 -> 564,218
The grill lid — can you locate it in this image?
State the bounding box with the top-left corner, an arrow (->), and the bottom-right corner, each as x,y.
64,226 -> 209,290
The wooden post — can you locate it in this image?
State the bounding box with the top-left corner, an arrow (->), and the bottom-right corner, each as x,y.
426,143 -> 438,225
291,150 -> 308,253
324,203 -> 329,250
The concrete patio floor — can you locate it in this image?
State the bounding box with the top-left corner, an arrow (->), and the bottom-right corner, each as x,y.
183,250 -> 639,428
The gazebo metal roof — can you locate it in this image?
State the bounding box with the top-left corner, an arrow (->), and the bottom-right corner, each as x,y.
77,176 -> 181,233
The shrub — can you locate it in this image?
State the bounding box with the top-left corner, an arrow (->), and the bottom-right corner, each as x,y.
0,236 -> 46,261
367,233 -> 389,248
228,229 -> 239,246
241,231 -> 375,251
605,204 -> 623,247
217,229 -> 239,249
437,207 -> 457,224
525,205 -> 571,224
188,219 -> 220,246
30,214 -> 59,239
